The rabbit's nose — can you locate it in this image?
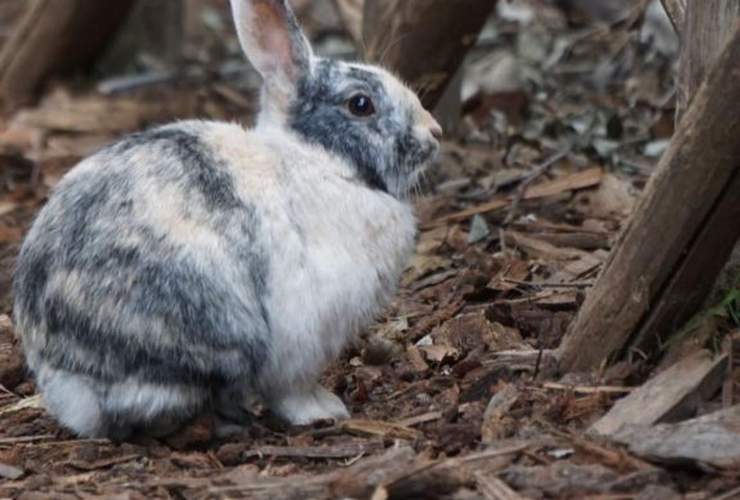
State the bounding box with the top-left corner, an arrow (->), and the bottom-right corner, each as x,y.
420,109 -> 443,140
430,121 -> 443,140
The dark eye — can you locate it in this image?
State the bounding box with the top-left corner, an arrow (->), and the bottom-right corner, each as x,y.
347,94 -> 375,117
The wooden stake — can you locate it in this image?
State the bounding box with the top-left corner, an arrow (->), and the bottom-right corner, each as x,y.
557,23 -> 740,371
0,0 -> 137,110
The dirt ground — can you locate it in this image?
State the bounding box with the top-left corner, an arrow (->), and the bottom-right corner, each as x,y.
0,1 -> 738,498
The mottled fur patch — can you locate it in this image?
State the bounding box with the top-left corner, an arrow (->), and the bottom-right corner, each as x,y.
13,125 -> 272,437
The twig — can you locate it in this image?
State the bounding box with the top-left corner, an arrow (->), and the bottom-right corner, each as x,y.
32,438 -> 111,447
542,382 -> 634,395
502,278 -> 592,289
397,411 -> 444,427
382,443 -> 530,488
503,148 -> 572,226
242,442 -> 384,460
0,434 -> 56,445
533,348 -> 544,381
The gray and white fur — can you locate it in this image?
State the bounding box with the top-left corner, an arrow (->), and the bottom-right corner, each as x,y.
13,0 -> 441,439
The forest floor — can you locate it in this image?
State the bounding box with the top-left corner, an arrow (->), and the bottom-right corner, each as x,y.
0,1 -> 739,499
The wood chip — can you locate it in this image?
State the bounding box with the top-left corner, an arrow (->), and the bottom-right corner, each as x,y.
504,231 -> 589,261
397,411 -> 444,427
609,405 -> 740,470
405,345 -> 430,373
0,394 -> 44,416
482,384 -> 519,444
68,454 -> 140,471
590,350 -> 729,436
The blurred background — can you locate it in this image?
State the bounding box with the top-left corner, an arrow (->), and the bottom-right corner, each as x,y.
0,0 -> 693,313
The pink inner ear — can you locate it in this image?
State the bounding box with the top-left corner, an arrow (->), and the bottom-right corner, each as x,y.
253,1 -> 297,80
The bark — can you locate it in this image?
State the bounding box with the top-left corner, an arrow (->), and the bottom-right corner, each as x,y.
0,0 -> 137,110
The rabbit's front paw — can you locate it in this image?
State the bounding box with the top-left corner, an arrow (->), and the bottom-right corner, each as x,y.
269,385 -> 350,425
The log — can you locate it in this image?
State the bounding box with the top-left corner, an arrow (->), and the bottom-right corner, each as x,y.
557,23 -> 740,371
0,0 -> 137,110
362,0 -> 497,109
630,3 -> 740,357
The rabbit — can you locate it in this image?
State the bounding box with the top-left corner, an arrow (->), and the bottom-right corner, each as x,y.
12,0 -> 442,440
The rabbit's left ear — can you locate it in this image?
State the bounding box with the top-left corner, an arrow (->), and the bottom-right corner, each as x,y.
230,0 -> 313,103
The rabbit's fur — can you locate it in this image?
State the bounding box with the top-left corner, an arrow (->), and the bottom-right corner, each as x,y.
13,0 -> 441,439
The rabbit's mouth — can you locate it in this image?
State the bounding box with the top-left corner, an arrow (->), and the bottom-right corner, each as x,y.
394,141 -> 439,199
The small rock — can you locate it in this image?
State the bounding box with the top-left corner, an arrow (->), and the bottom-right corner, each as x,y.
0,315 -> 24,391
467,215 -> 490,244
362,337 -> 398,366
0,463 -> 24,480
164,417 -> 214,450
216,443 -> 248,466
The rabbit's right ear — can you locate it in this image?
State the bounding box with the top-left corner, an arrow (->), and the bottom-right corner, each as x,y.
230,0 -> 313,108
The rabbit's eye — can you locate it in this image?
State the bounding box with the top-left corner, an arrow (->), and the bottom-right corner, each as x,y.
347,94 -> 375,117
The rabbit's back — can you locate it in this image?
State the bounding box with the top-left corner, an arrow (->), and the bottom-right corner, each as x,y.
14,122 -> 272,437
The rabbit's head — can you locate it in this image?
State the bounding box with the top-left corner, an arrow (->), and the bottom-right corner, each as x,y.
230,0 -> 443,198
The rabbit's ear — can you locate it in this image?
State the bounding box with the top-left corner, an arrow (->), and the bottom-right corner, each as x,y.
230,0 -> 312,102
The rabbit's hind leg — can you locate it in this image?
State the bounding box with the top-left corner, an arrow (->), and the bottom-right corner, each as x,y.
213,384 -> 255,437
36,366 -> 123,438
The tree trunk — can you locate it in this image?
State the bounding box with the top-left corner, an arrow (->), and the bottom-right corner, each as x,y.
0,0 -> 137,110
557,17 -> 740,372
676,1 -> 740,118
362,0 -> 497,110
332,0 -> 365,47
